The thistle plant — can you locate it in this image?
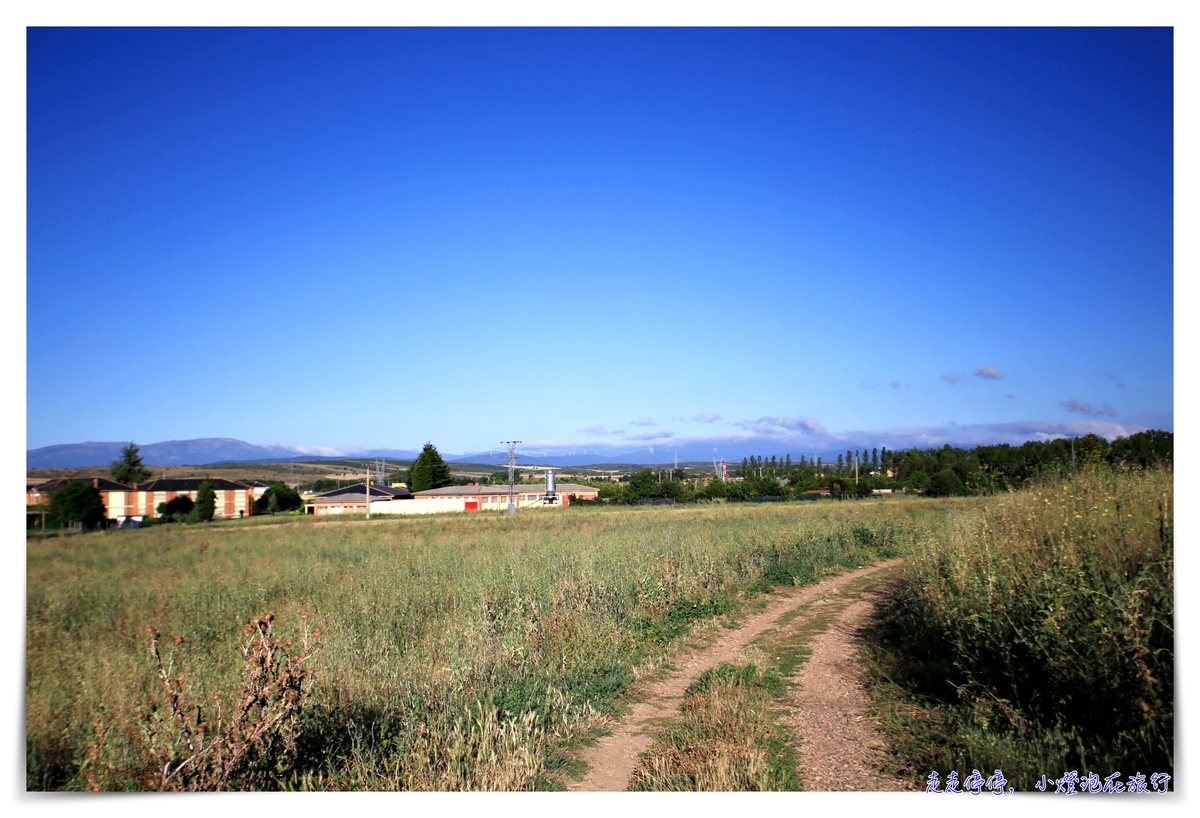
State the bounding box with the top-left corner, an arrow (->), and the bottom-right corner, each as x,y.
139,612 -> 320,790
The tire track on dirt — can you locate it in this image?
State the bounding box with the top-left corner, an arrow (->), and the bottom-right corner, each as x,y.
783,580 -> 911,791
566,559 -> 902,792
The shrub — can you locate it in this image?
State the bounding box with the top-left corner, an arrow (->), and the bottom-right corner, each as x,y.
157,495 -> 195,522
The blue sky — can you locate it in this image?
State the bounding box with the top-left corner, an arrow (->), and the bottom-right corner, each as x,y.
26,27 -> 1173,459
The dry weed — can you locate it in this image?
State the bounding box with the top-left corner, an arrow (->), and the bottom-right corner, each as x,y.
139,612 -> 319,790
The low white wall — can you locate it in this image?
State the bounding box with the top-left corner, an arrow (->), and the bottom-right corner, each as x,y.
369,498 -> 466,515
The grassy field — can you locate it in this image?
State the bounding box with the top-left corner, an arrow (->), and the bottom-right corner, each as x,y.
27,497 -> 940,790
862,466 -> 1173,789
29,471 -> 1171,792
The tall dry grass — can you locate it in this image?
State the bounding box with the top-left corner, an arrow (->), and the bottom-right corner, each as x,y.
27,498 -> 933,790
874,467 -> 1172,785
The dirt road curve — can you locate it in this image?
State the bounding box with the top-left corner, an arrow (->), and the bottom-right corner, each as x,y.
566,559 -> 903,792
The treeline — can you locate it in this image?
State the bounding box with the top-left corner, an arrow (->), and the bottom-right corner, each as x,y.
582,429 -> 1172,504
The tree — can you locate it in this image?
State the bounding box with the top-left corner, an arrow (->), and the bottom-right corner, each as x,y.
409,443 -> 454,492
623,469 -> 660,503
597,482 -> 624,501
157,494 -> 195,521
906,469 -> 930,492
256,481 -> 302,514
194,478 -> 216,522
111,442 -> 152,486
926,469 -> 968,497
1109,429 -> 1172,468
49,479 -> 107,529
699,476 -> 728,500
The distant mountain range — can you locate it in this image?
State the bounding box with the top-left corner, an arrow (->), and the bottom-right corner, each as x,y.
26,439 -> 421,469
28,438 -> 831,470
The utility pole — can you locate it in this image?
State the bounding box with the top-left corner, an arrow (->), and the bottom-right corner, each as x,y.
365,461 -> 371,520
503,441 -> 520,515
855,451 -> 859,485
1066,434 -> 1080,469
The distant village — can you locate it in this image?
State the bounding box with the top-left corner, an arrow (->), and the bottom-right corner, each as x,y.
26,442 -> 601,530
26,429 -> 1172,532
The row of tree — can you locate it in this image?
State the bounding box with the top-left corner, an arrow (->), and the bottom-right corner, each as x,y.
35,432 -> 1169,528
579,429 -> 1172,503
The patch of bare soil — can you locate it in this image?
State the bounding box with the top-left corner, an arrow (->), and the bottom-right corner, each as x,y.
783,581 -> 911,791
566,559 -> 902,792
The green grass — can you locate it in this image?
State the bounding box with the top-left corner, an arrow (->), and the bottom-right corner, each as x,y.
27,497 -> 936,790
860,466 -> 1173,789
627,661 -> 801,791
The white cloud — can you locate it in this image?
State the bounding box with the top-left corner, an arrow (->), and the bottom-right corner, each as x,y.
629,417 -> 656,426
737,416 -> 827,436
501,418 -> 1156,462
975,365 -> 1004,380
577,425 -> 610,436
941,372 -> 967,385
692,412 -> 722,423
623,430 -> 676,441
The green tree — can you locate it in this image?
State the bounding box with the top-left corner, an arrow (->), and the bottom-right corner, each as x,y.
49,479 -> 107,529
156,494 -> 194,521
700,476 -> 728,500
1108,429 -> 1172,468
623,469 -> 660,503
194,478 -> 216,522
110,442 -> 152,486
597,482 -> 624,502
925,469 -> 968,497
256,481 -> 302,514
409,443 -> 454,492
906,469 -> 930,492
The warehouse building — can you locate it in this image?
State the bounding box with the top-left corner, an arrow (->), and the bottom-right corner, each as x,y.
308,483 -> 413,515
409,482 -> 599,511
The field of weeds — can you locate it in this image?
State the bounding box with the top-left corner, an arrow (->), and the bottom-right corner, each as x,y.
27,498 -> 936,790
866,467 -> 1173,788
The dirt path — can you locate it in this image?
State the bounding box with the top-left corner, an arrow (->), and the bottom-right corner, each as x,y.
566,559 -> 902,791
783,581 -> 910,791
